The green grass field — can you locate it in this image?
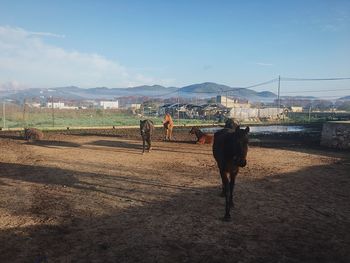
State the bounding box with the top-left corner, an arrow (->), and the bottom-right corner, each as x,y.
2,106 -> 346,130
1,108 -> 216,129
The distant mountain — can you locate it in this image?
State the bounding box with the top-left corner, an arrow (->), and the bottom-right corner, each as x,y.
339,95 -> 350,100
180,82 -> 232,94
67,85 -> 178,99
13,82 -> 350,104
0,82 -> 277,103
280,95 -> 317,100
0,85 -> 180,101
257,91 -> 277,98
178,82 -> 277,102
0,86 -> 85,101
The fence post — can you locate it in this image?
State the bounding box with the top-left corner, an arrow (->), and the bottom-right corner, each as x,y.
22,99 -> 27,128
177,91 -> 180,125
51,96 -> 55,128
2,101 -> 5,129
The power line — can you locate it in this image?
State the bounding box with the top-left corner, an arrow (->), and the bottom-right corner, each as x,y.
280,95 -> 348,99
138,78 -> 279,97
180,78 -> 278,94
123,76 -> 350,99
281,77 -> 350,81
282,88 -> 350,94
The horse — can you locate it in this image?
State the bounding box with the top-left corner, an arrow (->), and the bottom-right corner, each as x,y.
24,128 -> 44,141
163,121 -> 174,141
189,127 -> 213,144
213,118 -> 240,140
140,120 -> 154,153
223,118 -> 239,129
213,125 -> 250,221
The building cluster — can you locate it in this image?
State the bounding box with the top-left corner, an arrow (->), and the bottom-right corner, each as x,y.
27,100 -> 121,110
18,94 -> 338,122
156,96 -> 288,121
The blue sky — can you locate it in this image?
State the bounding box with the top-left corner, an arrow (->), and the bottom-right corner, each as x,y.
0,0 -> 349,97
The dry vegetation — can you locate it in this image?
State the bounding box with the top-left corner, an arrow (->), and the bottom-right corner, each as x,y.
0,129 -> 349,262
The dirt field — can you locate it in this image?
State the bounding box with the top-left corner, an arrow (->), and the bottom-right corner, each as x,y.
0,128 -> 349,263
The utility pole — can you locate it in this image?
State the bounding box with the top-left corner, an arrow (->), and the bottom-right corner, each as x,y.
277,75 -> 281,111
177,90 -> 180,125
2,101 -> 5,129
51,96 -> 55,128
308,104 -> 312,123
22,99 -> 27,128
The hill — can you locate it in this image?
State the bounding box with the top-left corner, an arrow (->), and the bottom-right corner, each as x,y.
6,82 -> 348,103
178,82 -> 277,102
339,95 -> 350,100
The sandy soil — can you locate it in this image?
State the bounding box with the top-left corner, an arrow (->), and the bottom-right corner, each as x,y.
0,129 -> 349,263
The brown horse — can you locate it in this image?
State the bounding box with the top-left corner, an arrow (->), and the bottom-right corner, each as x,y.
213,125 -> 250,221
24,128 -> 44,141
189,127 -> 213,144
163,121 -> 174,141
140,120 -> 154,153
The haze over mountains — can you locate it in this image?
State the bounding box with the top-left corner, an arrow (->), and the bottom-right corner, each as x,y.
0,82 -> 348,103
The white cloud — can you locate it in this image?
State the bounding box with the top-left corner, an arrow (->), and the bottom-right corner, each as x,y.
0,25 -> 165,90
322,24 -> 339,32
254,62 -> 274,67
28,31 -> 66,38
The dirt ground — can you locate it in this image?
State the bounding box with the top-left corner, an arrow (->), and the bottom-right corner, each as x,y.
0,128 -> 349,263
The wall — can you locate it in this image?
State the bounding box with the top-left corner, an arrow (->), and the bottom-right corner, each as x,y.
229,107 -> 283,121
216,95 -> 250,109
321,121 -> 350,149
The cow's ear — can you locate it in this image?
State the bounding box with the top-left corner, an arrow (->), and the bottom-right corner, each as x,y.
245,126 -> 250,133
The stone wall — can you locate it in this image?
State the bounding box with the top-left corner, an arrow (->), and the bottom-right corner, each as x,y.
321,121 -> 350,149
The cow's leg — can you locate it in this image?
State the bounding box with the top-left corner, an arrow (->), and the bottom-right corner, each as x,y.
229,171 -> 238,208
219,166 -> 225,197
219,168 -> 231,220
229,176 -> 235,208
164,128 -> 168,140
147,136 -> 152,152
220,181 -> 225,197
222,173 -> 231,221
168,126 -> 173,140
142,137 -> 145,154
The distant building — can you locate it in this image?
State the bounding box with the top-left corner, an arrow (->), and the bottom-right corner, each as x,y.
46,102 -> 65,109
291,106 -> 303,112
229,107 -> 284,121
125,103 -> 141,109
28,102 -> 41,108
99,100 -> 119,109
45,101 -> 78,109
216,95 -> 250,109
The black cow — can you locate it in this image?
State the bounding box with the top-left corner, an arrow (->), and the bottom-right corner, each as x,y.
140,120 -> 154,153
213,125 -> 250,221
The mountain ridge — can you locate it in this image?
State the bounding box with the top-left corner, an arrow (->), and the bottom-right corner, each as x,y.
0,82 -> 348,102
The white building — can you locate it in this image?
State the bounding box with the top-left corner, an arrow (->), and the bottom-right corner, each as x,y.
28,102 -> 41,108
45,102 -> 78,109
229,107 -> 284,121
99,100 -> 119,109
291,106 -> 303,112
46,102 -> 65,109
125,103 -> 141,109
216,95 -> 250,109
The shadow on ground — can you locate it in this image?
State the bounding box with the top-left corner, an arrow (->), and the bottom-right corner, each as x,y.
0,158 -> 349,263
28,140 -> 81,148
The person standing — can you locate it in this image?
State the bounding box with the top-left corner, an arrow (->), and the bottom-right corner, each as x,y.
163,112 -> 174,140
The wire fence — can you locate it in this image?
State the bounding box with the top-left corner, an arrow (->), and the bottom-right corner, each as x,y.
1,76 -> 350,130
